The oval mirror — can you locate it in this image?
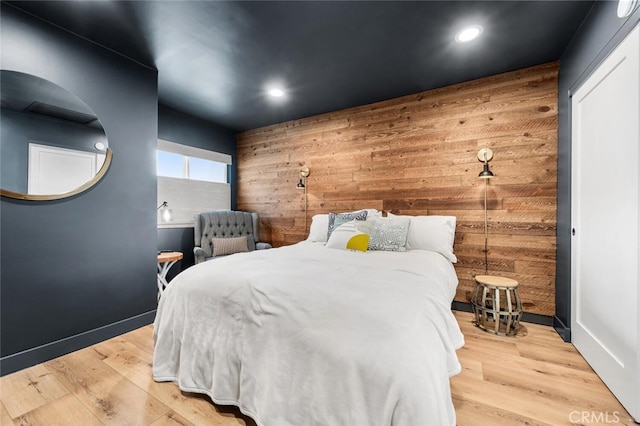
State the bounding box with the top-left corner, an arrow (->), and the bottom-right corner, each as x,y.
1,70 -> 112,201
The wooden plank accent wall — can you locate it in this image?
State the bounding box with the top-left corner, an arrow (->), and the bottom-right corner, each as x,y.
237,62 -> 558,316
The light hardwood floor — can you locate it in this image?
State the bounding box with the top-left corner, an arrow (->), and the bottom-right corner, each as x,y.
1,311 -> 634,425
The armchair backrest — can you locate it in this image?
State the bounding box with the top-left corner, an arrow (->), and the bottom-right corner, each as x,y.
194,210 -> 259,259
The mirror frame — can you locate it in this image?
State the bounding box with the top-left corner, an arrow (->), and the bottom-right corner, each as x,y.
0,148 -> 113,201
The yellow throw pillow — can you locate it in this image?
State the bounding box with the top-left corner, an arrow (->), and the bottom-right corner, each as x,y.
346,233 -> 370,252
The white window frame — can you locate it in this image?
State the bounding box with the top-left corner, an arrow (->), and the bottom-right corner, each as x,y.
157,139 -> 232,228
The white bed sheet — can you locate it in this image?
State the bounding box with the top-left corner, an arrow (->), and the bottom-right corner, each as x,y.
153,241 -> 464,426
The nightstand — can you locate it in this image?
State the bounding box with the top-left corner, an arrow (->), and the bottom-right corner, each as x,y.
157,251 -> 183,300
471,274 -> 522,336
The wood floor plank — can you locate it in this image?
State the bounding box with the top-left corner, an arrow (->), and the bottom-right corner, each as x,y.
44,346 -> 170,425
0,363 -> 69,418
454,354 -> 484,381
453,395 -> 551,426
481,361 -> 626,415
93,334 -> 255,425
516,338 -> 594,371
148,410 -> 194,426
452,373 -> 586,424
455,334 -> 521,359
147,383 -> 255,426
93,337 -> 154,386
1,311 -> 634,425
452,311 -> 635,425
120,325 -> 156,355
1,401 -> 15,425
9,393 -> 103,426
481,349 -> 609,389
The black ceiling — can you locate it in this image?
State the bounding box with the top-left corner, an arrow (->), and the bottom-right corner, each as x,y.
6,1 -> 595,132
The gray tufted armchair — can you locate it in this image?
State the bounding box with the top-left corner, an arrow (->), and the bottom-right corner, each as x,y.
193,210 -> 272,264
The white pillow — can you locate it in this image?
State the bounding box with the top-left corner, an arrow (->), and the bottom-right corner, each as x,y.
326,220 -> 373,252
307,214 -> 330,242
387,213 -> 457,262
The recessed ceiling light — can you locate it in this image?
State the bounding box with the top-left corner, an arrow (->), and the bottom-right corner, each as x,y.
617,0 -> 639,18
455,25 -> 484,43
267,87 -> 285,98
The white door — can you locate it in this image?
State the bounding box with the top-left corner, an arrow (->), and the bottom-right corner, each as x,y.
28,143 -> 98,195
571,25 -> 639,422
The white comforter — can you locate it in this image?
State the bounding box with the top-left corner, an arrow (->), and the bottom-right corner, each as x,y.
153,242 -> 464,426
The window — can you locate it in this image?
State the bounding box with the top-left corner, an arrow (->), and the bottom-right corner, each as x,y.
188,157 -> 226,183
157,151 -> 184,179
157,139 -> 232,227
157,149 -> 228,183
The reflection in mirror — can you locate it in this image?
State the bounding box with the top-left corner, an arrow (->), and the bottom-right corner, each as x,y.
1,70 -> 111,200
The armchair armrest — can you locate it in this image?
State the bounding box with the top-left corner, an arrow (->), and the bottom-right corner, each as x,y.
194,247 -> 208,264
256,242 -> 272,250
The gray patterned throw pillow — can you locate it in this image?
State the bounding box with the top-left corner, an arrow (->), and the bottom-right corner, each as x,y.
327,210 -> 368,240
368,217 -> 411,252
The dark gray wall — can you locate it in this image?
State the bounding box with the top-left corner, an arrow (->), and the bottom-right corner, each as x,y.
157,106 -> 237,276
1,5 -> 158,374
555,1 -> 640,341
1,108 -> 107,193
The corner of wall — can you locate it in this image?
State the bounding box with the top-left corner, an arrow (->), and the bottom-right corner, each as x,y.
553,315 -> 571,342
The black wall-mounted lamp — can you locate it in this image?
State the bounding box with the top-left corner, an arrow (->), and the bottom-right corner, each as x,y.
478,147 -> 494,179
296,167 -> 310,189
296,167 -> 310,232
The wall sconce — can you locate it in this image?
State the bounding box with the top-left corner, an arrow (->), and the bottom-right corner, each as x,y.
478,147 -> 494,179
296,167 -> 310,189
296,167 -> 310,231
157,201 -> 173,223
478,148 -> 494,273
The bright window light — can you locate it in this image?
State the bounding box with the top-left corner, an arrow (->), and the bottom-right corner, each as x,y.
157,150 -> 184,178
188,157 -> 227,183
455,25 -> 484,43
157,150 -> 228,183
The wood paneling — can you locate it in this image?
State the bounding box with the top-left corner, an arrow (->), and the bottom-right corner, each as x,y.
237,63 -> 558,316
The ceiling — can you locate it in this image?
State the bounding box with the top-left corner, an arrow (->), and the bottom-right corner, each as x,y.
1,70 -> 101,126
6,1 -> 595,132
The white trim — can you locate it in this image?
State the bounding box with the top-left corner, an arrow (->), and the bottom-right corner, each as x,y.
157,223 -> 194,229
158,139 -> 232,165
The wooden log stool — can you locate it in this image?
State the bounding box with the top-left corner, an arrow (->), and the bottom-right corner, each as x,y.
471,275 -> 522,336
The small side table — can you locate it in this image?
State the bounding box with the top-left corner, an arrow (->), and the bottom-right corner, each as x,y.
157,251 -> 183,300
471,275 -> 522,336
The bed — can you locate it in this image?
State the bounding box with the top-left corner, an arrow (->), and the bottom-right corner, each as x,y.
153,213 -> 464,426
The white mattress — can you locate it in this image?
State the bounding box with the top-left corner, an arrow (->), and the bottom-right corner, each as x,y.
153,241 -> 464,426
